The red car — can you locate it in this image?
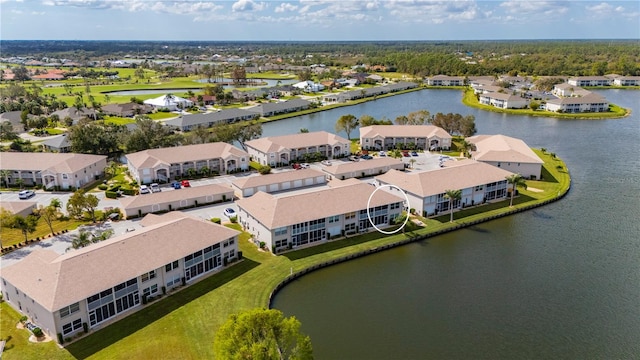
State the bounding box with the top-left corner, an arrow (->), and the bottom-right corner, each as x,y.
402,151 -> 410,157
181,180 -> 191,187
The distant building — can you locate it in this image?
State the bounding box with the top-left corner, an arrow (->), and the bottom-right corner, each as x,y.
545,93 -> 609,113
467,134 -> 544,179
360,125 -> 451,151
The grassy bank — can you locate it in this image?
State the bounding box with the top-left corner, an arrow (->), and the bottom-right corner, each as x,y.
461,88 -> 629,119
1,149 -> 570,360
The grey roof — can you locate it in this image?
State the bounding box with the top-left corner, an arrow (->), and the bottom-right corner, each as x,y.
244,99 -> 310,116
41,134 -> 71,150
164,109 -> 258,129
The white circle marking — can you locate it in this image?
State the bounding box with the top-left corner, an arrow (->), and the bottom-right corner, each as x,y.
367,184 -> 410,235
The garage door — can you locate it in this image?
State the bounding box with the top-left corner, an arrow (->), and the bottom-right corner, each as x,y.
244,188 -> 254,197
281,182 -> 291,190
258,185 -> 267,192
304,178 -> 314,186
269,184 -> 279,192
293,180 -> 303,187
316,176 -> 325,184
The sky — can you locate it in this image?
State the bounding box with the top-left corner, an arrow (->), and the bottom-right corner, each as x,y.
1,0 -> 639,41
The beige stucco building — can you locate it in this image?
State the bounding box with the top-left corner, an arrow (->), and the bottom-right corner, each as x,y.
125,142 -> 249,184
0,212 -> 239,344
467,134 -> 544,179
359,125 -> 452,151
0,152 -> 107,190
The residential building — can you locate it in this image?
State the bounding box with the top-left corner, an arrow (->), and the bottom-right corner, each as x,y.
467,134 -> 544,179
51,107 -> 97,124
0,152 -> 107,189
101,102 -> 153,117
119,184 -> 234,218
164,109 -> 258,131
360,125 -> 452,151
41,134 -> 71,153
231,169 -> 326,198
426,75 -> 466,86
292,81 -> 325,92
552,83 -> 591,97
244,99 -> 311,117
125,142 -> 249,184
0,212 -> 240,344
143,95 -> 194,111
0,111 -> 30,133
479,92 -> 529,109
236,180 -> 405,253
545,93 -> 609,113
322,158 -> 405,180
245,131 -> 350,166
612,76 -> 640,86
375,160 -> 514,217
567,76 -> 612,87
0,201 -> 37,217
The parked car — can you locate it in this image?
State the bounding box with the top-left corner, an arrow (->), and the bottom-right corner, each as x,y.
150,183 -> 161,193
18,190 -> 35,199
348,156 -> 360,162
292,163 -> 302,170
402,151 -> 410,157
379,151 -> 386,157
139,185 -> 150,194
223,208 -> 236,218
321,160 -> 332,166
300,163 -> 310,169
171,181 -> 182,189
361,155 -> 373,160
411,151 -> 418,157
181,180 -> 191,187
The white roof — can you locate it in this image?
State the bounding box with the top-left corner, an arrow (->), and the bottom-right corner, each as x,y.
143,94 -> 194,107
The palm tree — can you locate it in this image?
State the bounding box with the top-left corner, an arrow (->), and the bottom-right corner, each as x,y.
444,189 -> 462,223
409,158 -> 416,169
506,174 -> 528,207
69,230 -> 93,250
0,169 -> 10,188
459,139 -> 472,157
164,93 -> 176,108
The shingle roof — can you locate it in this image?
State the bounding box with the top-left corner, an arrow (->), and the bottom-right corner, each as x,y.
375,160 -> 515,197
245,131 -> 349,154
125,142 -> 249,169
0,201 -> 37,215
546,93 -> 607,105
322,158 -> 404,176
236,181 -> 404,229
244,99 -> 310,115
360,125 -> 451,139
0,152 -> 106,172
119,183 -> 233,209
232,169 -> 324,189
41,134 -> 70,149
0,212 -> 240,311
164,109 -> 258,128
467,134 -> 544,164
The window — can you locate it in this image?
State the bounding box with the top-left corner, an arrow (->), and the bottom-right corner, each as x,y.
62,319 -> 83,335
345,212 -> 356,220
141,270 -> 156,282
167,274 -> 181,287
59,302 -> 80,318
143,284 -> 158,297
274,227 -> 287,236
62,174 -> 68,179
328,215 -> 340,223
165,260 -> 179,272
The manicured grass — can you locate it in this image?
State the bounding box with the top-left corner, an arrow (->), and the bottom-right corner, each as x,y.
462,88 -> 629,119
0,218 -> 86,249
147,112 -> 179,120
103,115 -> 136,125
4,149 -> 570,360
0,303 -> 74,360
246,72 -> 296,80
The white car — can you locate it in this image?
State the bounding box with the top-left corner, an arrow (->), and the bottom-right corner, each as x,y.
300,163 -> 310,169
139,185 -> 150,194
223,208 -> 236,218
321,160 -> 332,166
18,190 -> 35,199
379,151 -> 386,157
150,183 -> 161,193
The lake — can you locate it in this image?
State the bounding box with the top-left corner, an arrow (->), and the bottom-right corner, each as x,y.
270,89 -> 640,359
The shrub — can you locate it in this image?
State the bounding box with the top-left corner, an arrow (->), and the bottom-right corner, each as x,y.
58,333 -> 64,344
122,188 -> 136,196
19,315 -> 28,323
258,165 -> 272,175
98,184 -> 108,190
32,327 -> 43,337
230,216 -> 238,223
211,217 -> 221,224
105,191 -> 118,199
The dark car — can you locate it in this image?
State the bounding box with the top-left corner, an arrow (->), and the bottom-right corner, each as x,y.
361,155 -> 373,160
411,151 -> 418,156
171,181 -> 182,189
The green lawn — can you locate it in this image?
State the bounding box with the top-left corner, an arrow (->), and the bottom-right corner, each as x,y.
0,218 -> 86,249
462,88 -> 629,119
1,150 -> 570,360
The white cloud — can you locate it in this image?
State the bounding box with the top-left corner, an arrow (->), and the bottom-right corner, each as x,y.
586,2 -> 613,13
275,2 -> 298,13
383,0 -> 482,23
500,1 -> 568,15
232,0 -> 267,12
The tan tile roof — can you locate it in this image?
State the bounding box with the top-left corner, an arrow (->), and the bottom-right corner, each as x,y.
322,158 -> 404,176
232,169 -> 325,189
245,131 -> 349,154
0,212 -> 240,311
467,134 -> 543,164
119,183 -> 233,209
125,142 -> 248,169
375,160 -> 515,197
236,181 -> 404,229
0,152 -> 106,173
359,125 -> 451,140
